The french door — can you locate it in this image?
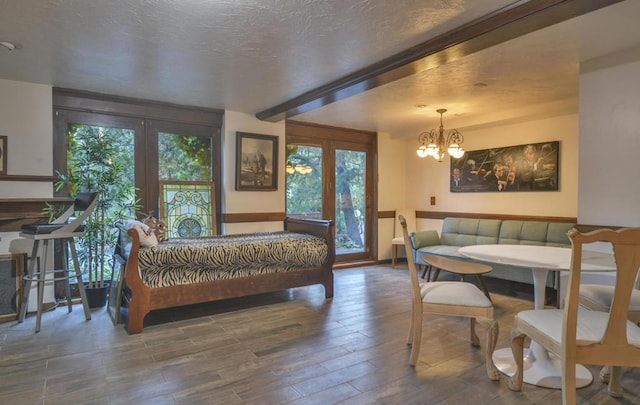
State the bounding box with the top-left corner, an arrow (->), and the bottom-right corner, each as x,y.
286,122 -> 376,263
53,94 -> 222,232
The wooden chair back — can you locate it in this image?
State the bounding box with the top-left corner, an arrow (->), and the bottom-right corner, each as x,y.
565,228 -> 640,401
399,214 -> 422,310
565,228 -> 640,364
395,208 -> 416,240
399,214 -> 499,379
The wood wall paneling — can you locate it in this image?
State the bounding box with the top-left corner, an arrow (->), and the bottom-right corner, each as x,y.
417,211 -> 577,223
381,210 -> 576,223
222,212 -> 287,224
0,198 -> 73,232
0,175 -> 56,182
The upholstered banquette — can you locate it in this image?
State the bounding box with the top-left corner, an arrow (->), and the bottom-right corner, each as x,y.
409,217 -> 575,287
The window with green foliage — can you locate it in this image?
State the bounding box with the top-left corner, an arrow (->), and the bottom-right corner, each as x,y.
335,149 -> 366,251
53,89 -> 223,291
286,121 -> 375,262
56,124 -> 138,286
286,144 -> 322,217
159,132 -> 212,181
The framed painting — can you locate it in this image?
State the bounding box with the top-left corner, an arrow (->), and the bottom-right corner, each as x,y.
235,132 -> 278,191
0,135 -> 7,175
450,141 -> 559,193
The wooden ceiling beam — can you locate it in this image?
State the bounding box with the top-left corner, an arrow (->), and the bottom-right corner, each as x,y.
256,0 -> 622,122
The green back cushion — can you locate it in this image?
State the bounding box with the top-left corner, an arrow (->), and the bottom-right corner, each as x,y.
546,222 -> 575,246
499,220 -> 574,246
440,218 -> 501,246
499,220 -> 547,245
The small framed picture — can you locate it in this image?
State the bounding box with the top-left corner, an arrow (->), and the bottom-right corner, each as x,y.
235,132 -> 278,191
0,135 -> 7,175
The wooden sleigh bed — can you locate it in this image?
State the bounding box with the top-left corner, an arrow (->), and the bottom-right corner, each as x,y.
117,217 -> 335,334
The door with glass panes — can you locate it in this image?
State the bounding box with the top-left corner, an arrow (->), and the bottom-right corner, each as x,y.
149,120 -> 219,237
54,111 -> 220,285
286,138 -> 374,263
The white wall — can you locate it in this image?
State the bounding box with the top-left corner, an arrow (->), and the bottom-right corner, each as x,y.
0,79 -> 56,305
377,131 -> 409,260
558,46 -> 640,298
222,110 -> 286,234
0,79 -> 54,253
0,79 -> 53,198
578,46 -> 640,227
375,114 -> 579,261
405,114 -> 579,219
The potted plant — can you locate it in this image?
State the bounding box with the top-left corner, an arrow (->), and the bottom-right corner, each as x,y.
54,124 -> 139,307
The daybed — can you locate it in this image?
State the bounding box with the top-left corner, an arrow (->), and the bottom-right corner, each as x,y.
117,217 -> 335,334
409,217 -> 575,288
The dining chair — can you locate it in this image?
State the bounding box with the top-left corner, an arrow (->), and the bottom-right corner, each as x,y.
399,214 -> 499,380
578,276 -> 640,396
18,192 -> 98,332
508,227 -> 640,403
391,208 -> 415,268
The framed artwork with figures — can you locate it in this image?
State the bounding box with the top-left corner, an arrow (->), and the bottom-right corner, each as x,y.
450,141 -> 559,193
235,132 -> 278,191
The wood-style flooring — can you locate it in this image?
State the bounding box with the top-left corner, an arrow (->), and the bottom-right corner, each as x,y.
1,264 -> 638,404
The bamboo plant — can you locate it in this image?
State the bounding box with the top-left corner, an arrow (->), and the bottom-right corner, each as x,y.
55,124 -> 139,288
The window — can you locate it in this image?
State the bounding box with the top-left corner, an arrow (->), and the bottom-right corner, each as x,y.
53,88 -> 222,229
52,89 -> 222,282
285,144 -> 323,217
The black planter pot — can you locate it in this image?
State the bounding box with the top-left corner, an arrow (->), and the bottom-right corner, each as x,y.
84,283 -> 110,308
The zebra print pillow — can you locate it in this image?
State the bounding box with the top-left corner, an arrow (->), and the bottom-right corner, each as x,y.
136,231 -> 328,288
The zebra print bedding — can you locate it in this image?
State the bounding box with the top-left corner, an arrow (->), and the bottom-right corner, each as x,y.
136,231 -> 328,288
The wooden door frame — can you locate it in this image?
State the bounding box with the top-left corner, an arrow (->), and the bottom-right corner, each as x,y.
286,121 -> 378,263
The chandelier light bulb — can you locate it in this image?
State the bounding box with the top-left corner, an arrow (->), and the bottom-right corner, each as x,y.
416,145 -> 429,158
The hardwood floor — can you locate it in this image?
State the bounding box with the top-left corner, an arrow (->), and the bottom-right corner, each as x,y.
1,264 -> 638,404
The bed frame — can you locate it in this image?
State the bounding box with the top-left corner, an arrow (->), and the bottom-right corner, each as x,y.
119,217 -> 335,334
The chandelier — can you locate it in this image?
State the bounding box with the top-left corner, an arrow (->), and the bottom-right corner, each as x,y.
285,156 -> 313,175
416,108 -> 464,162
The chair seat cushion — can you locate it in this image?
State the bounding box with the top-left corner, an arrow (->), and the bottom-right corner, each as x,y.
420,281 -> 492,307
516,307 -> 640,348
580,284 -> 640,312
20,223 -> 84,235
391,236 -> 404,245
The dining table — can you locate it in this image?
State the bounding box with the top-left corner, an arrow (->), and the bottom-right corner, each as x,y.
458,244 -> 616,389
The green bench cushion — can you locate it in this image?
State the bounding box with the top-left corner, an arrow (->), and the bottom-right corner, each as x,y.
409,217 -> 575,289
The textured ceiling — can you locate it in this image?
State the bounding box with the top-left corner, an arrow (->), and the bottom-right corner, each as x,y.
0,1 -> 638,138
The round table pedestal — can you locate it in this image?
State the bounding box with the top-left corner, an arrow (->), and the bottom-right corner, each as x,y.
457,246 -> 615,390
492,344 -> 593,389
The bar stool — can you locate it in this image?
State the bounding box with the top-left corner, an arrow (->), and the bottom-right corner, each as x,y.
18,192 -> 98,332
